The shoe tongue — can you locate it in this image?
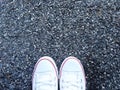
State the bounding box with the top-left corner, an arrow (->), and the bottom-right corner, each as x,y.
61,71 -> 85,90
36,85 -> 48,90
35,72 -> 52,82
35,72 -> 55,90
62,72 -> 78,81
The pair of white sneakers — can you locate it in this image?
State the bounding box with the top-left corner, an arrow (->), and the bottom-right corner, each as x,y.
32,56 -> 86,90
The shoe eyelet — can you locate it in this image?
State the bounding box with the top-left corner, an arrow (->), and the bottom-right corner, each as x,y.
81,86 -> 83,90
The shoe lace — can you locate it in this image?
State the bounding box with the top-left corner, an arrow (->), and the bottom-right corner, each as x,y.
61,71 -> 84,90
35,71 -> 56,90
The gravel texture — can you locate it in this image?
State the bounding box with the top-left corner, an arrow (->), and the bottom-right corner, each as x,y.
0,0 -> 120,90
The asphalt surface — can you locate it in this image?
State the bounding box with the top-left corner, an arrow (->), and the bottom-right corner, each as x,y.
0,0 -> 120,90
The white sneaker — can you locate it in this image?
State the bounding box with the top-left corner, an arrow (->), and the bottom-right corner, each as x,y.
60,56 -> 86,90
32,56 -> 58,90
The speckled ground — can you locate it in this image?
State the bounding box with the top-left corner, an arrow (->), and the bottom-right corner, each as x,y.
0,0 -> 120,90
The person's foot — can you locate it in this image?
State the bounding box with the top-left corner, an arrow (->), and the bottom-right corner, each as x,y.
60,56 -> 86,90
32,56 -> 58,90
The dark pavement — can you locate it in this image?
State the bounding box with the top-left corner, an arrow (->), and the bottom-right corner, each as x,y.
0,0 -> 120,90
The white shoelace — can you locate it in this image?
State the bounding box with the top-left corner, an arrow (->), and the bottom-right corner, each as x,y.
35,71 -> 56,90
61,71 -> 84,90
